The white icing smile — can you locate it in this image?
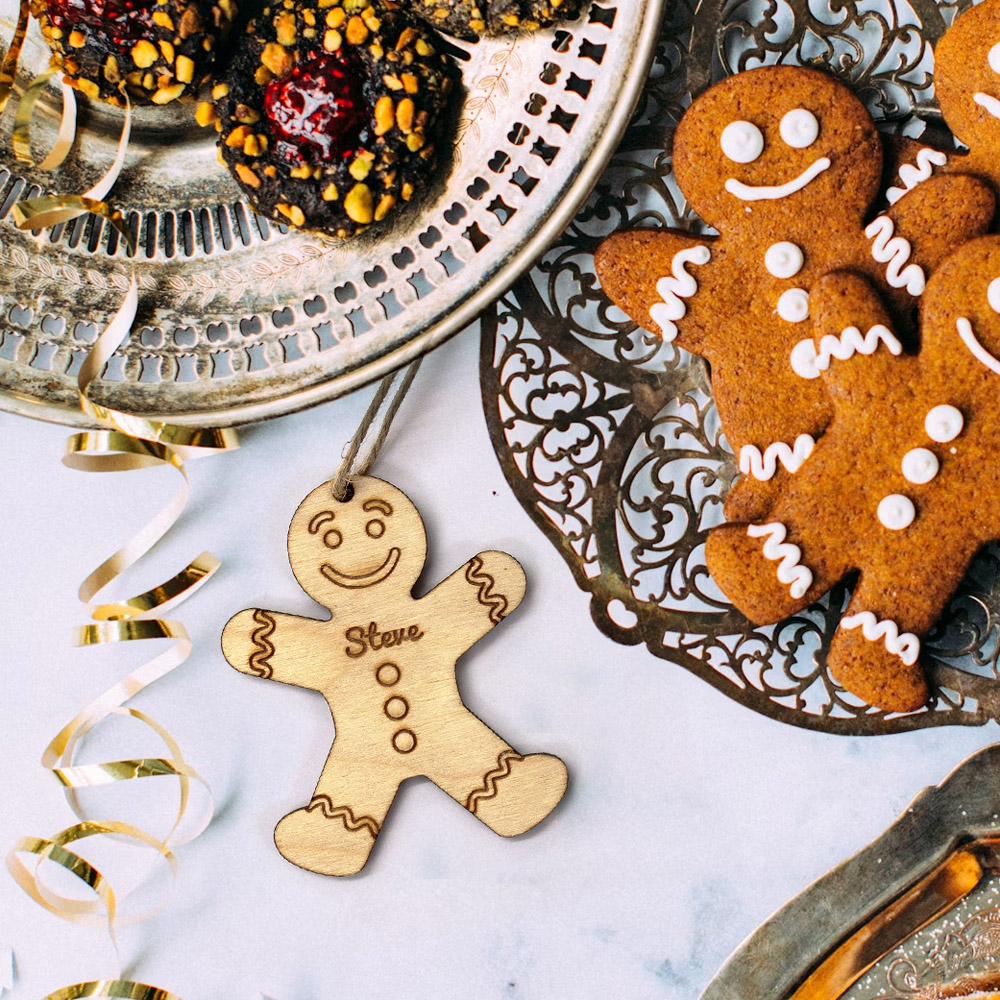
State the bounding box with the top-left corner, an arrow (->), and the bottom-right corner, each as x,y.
322,548 -> 401,588
974,92 -> 1000,120
957,316 -> 1000,374
725,157 -> 831,202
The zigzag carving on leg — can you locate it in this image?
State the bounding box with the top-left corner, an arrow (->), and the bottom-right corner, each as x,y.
307,794 -> 381,838
466,749 -> 524,813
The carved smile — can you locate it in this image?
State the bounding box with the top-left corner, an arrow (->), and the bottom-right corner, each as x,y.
957,317 -> 1000,374
974,92 -> 1000,120
725,157 -> 831,201
322,548 -> 401,588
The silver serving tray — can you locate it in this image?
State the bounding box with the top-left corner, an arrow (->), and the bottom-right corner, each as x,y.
701,744 -> 1000,999
0,0 -> 663,426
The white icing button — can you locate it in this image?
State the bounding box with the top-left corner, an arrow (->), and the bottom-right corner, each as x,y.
720,120 -> 764,164
776,288 -> 810,323
878,494 -> 916,531
780,108 -> 819,149
925,404 -> 963,443
989,276 -> 1000,314
765,241 -> 804,279
901,447 -> 939,484
990,41 -> 1000,75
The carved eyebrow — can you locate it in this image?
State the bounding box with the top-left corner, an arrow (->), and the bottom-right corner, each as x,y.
363,499 -> 393,516
309,511 -> 336,533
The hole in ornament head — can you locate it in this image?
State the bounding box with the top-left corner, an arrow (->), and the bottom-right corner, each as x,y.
607,600 -> 638,629
335,480 -> 355,503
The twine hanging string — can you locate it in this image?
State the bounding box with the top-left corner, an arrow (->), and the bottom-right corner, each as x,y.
331,357 -> 423,499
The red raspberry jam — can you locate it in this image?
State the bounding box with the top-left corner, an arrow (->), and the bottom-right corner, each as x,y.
264,51 -> 364,164
46,0 -> 158,44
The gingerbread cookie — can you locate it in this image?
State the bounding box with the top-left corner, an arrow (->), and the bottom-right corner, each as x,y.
31,0 -> 237,106
221,475 -> 568,876
402,0 -> 583,40
706,235 -> 1000,712
594,66 -> 995,524
212,0 -> 457,237
886,0 -> 1000,206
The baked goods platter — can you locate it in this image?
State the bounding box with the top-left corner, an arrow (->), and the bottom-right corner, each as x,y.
0,0 -> 663,426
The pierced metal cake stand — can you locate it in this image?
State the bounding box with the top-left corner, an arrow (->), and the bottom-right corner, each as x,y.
0,0 -> 664,426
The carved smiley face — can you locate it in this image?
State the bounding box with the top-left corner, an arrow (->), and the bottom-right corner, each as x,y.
309,499 -> 401,589
936,0 -> 1000,155
673,65 -> 880,228
288,476 -> 427,605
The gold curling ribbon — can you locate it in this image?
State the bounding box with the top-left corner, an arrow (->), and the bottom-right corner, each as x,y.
3,114 -> 239,991
0,0 -> 29,115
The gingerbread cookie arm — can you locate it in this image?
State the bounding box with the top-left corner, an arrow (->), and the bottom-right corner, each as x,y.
221,608 -> 329,690
884,173 -> 995,279
595,229 -> 715,350
803,272 -> 917,406
420,551 -> 526,657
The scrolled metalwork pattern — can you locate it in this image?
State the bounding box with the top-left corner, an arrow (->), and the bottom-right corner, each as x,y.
480,0 -> 1000,734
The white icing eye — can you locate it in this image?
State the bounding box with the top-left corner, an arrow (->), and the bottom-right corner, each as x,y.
925,404 -> 963,443
901,447 -> 939,484
765,241 -> 804,279
776,288 -> 810,323
989,41 -> 1000,75
720,120 -> 764,164
780,109 -> 819,149
878,494 -> 916,531
988,276 -> 1000,314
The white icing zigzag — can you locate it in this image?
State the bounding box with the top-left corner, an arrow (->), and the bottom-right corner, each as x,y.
746,522 -> 813,599
865,215 -> 926,297
739,435 -> 816,481
885,147 -> 948,205
790,323 -> 903,380
649,246 -> 711,342
841,612 -> 920,666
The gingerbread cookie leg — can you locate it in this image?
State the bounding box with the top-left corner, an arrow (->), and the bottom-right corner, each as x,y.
425,712 -> 568,837
274,744 -> 400,876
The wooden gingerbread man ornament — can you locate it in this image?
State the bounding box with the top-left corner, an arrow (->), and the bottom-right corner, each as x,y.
222,475 -> 568,876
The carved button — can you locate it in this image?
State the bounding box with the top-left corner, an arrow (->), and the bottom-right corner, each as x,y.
392,729 -> 416,754
384,696 -> 409,720
376,662 -> 400,686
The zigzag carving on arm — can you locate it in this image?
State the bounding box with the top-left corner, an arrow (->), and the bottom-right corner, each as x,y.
465,556 -> 510,624
249,609 -> 277,677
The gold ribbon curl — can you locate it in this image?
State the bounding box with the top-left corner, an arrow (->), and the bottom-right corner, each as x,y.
2,42 -> 240,993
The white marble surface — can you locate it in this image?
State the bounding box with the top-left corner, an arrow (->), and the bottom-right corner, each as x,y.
2,323 -> 998,999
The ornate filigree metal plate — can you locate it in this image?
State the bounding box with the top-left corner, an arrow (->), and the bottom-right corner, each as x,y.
0,0 -> 663,426
480,0 -> 1000,734
700,744 -> 1000,999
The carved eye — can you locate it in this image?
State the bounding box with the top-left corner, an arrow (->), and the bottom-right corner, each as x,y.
366,519 -> 385,538
323,528 -> 343,549
989,276 -> 1000,314
780,108 -> 819,149
989,42 -> 1000,74
720,120 -> 764,163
